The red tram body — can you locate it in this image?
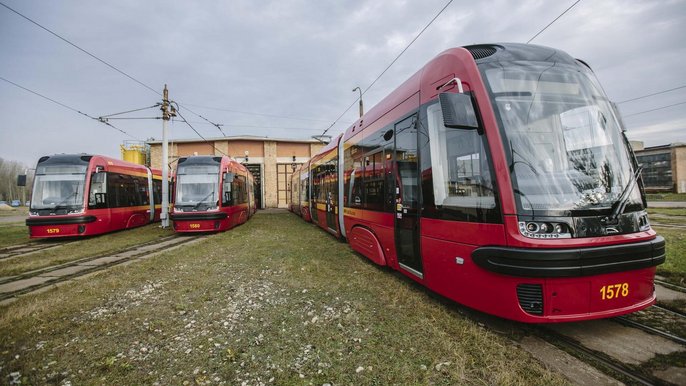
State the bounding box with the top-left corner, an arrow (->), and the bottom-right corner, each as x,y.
26,154 -> 163,238
170,155 -> 255,233
292,43 -> 665,323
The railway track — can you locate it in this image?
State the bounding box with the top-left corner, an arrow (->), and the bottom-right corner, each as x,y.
0,235 -> 206,303
537,325 -> 661,386
651,222 -> 686,229
0,242 -> 71,261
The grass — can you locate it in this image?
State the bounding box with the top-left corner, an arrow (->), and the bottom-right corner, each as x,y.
646,193 -> 686,202
0,223 -> 33,249
0,212 -> 568,385
0,206 -> 28,217
648,208 -> 686,217
0,224 -> 173,277
654,226 -> 686,284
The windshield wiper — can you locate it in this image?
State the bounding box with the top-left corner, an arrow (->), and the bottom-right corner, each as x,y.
51,191 -> 79,209
609,166 -> 643,221
193,191 -> 216,209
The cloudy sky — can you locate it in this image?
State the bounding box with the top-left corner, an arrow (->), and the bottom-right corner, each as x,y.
1,0 -> 684,167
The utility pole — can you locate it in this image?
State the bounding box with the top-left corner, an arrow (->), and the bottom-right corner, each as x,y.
160,85 -> 175,228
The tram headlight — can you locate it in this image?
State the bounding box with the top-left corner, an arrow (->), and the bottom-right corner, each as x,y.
519,221 -> 571,239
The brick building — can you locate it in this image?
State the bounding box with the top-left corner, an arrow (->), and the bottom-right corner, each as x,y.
631,141 -> 686,193
147,136 -> 324,208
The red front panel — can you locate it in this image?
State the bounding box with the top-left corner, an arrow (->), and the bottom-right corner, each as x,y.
420,232 -> 656,323
173,218 -> 229,233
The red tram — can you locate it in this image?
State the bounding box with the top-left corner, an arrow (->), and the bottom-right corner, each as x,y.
26,154 -> 164,238
291,43 -> 665,323
170,155 -> 255,233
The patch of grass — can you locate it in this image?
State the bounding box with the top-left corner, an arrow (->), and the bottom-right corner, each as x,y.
655,226 -> 686,284
0,207 -> 28,217
0,213 -> 568,385
0,224 -> 173,277
646,193 -> 686,202
647,208 -> 686,217
0,223 -> 31,248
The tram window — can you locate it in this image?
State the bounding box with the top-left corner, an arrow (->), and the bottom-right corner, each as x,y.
222,173 -> 234,206
152,179 -> 162,205
427,103 -> 496,209
364,151 -> 384,210
348,157 -> 364,207
88,172 -> 107,209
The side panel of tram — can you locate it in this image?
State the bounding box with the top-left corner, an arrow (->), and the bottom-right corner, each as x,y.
171,155 -> 255,233
291,43 -> 664,323
309,137 -> 343,238
26,154 -> 163,238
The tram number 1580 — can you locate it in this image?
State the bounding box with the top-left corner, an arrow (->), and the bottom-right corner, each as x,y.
600,283 -> 629,300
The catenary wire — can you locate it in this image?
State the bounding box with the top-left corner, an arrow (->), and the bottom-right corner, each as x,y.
0,1 -> 161,98
0,76 -> 140,140
321,0 -> 454,136
527,0 -> 582,44
0,2 -> 227,139
99,104 -> 161,118
174,109 -> 229,156
183,103 -> 330,123
622,101 -> 686,118
617,85 -> 686,104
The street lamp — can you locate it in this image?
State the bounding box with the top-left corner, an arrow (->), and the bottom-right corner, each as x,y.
353,86 -> 363,118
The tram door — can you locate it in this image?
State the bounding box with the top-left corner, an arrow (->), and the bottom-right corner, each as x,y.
325,160 -> 338,233
393,114 -> 422,278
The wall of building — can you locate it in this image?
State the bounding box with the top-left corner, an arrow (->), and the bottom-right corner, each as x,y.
674,146 -> 686,193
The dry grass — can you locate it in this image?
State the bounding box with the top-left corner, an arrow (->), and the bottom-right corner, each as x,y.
0,224 -> 173,277
0,212 -> 569,385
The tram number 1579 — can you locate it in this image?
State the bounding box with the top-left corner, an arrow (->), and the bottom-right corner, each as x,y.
600,283 -> 629,300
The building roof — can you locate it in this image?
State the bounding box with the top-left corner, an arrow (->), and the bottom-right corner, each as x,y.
145,135 -> 325,145
636,142 -> 686,153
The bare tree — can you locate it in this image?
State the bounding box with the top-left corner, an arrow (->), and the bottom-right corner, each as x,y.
0,158 -> 33,203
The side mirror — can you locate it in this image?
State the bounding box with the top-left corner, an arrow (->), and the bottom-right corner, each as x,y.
438,92 -> 479,130
17,175 -> 26,187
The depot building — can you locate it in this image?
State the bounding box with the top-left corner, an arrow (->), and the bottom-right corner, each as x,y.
145,136 -> 324,209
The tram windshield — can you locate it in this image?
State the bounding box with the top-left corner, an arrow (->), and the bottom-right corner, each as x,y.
31,164 -> 87,212
174,165 -> 219,210
483,62 -> 642,216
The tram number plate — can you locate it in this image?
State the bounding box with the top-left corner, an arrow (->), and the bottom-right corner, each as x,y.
600,283 -> 629,300
46,228 -> 60,234
189,223 -> 201,229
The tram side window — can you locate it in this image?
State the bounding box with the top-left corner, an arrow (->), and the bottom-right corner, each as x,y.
300,175 -> 309,202
348,156 -> 364,207
231,175 -> 247,205
107,174 -> 141,208
88,172 -> 107,209
426,103 -> 496,209
152,179 -> 162,205
364,152 -> 385,211
137,176 -> 150,206
222,173 -> 234,206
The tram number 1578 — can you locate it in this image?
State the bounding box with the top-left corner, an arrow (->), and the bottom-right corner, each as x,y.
600,283 -> 629,300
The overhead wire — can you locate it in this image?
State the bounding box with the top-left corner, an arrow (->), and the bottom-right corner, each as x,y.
321,0 -> 454,136
617,85 -> 686,104
0,1 -> 227,140
173,107 -> 229,157
527,0 -> 582,44
622,101 -> 686,118
0,75 -> 140,140
184,103 -> 330,123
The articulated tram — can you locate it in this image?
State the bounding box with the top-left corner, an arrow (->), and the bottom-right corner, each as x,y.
26,154 -> 163,238
170,155 -> 255,233
291,43 -> 665,323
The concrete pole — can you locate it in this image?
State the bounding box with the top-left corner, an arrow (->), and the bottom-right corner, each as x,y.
161,85 -> 170,228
